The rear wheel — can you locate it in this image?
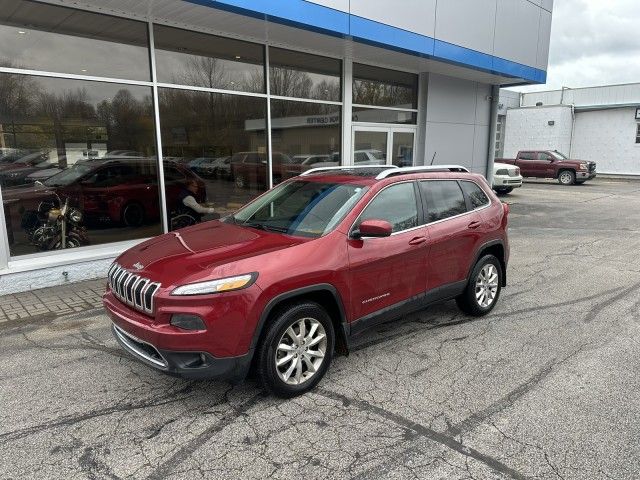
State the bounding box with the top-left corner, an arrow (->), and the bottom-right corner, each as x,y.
122,202 -> 145,227
235,174 -> 247,189
456,255 -> 502,316
558,170 -> 576,185
257,302 -> 334,398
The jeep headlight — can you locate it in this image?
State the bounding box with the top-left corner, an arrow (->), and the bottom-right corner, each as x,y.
171,273 -> 257,296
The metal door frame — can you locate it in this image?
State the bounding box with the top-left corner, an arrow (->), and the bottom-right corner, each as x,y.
351,124 -> 417,166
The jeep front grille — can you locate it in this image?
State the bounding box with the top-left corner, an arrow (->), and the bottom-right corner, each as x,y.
108,263 -> 160,315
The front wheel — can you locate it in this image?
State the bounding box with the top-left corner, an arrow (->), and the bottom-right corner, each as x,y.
456,255 -> 502,316
558,170 -> 576,185
257,302 -> 335,398
495,187 -> 513,195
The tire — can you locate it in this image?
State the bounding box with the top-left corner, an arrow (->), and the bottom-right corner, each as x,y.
495,187 -> 513,195
170,213 -> 198,231
456,254 -> 502,317
122,202 -> 145,227
256,301 -> 335,398
558,170 -> 576,185
235,174 -> 247,189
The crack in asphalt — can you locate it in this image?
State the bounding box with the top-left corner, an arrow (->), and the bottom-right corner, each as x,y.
315,388 -> 527,480
0,384 -> 196,442
144,391 -> 266,480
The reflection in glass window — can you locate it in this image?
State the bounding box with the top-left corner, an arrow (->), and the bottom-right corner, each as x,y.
232,180 -> 368,238
0,73 -> 159,257
421,181 -> 467,222
0,0 -> 150,80
269,48 -> 341,101
157,88 -> 267,227
153,25 -> 265,93
358,182 -> 418,233
460,181 -> 489,210
353,64 -> 418,109
270,100 -> 341,183
352,107 -> 417,125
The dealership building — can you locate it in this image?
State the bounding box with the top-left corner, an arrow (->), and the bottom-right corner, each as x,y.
499,83 -> 640,175
0,0 -> 553,293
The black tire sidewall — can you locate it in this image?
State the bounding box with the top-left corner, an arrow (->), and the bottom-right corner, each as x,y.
122,203 -> 145,227
257,302 -> 335,398
458,254 -> 502,316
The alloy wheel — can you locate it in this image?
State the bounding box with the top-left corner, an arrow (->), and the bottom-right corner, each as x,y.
559,171 -> 573,184
275,317 -> 327,386
475,264 -> 499,308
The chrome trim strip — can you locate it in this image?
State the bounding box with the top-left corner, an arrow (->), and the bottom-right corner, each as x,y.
113,324 -> 167,369
125,274 -> 139,305
109,263 -> 161,316
348,179 -> 493,238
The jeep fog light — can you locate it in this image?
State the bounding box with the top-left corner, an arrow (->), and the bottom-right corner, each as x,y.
170,314 -> 206,331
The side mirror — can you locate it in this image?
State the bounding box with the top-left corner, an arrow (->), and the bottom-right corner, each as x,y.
352,219 -> 393,239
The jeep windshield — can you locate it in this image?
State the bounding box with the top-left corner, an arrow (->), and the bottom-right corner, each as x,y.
228,180 -> 369,238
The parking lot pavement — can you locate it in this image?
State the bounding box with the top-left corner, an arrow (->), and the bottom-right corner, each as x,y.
2,178 -> 640,479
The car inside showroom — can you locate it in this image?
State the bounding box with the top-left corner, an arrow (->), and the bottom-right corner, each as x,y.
0,0 -> 552,293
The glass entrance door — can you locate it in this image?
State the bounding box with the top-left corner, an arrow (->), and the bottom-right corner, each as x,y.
352,127 -> 416,167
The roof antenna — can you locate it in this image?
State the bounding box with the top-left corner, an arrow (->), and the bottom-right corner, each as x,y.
430,152 -> 437,166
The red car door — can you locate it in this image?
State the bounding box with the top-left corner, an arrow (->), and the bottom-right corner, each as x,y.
516,151 -> 537,177
347,181 -> 429,324
537,152 -> 557,176
420,180 -> 485,291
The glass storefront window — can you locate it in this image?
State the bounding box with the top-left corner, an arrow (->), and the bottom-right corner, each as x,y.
157,88 -> 267,228
153,25 -> 265,93
0,73 -> 159,257
270,100 -> 341,183
353,63 -> 418,109
352,107 -> 417,125
269,48 -> 341,102
0,0 -> 150,80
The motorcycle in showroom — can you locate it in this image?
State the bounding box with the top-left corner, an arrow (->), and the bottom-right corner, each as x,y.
21,188 -> 89,251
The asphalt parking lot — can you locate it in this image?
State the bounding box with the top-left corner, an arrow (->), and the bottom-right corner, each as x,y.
2,178 -> 640,480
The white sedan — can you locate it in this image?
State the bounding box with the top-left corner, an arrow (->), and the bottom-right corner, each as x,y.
493,162 -> 523,194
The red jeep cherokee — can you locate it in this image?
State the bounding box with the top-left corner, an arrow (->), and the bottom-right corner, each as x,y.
103,165 -> 509,397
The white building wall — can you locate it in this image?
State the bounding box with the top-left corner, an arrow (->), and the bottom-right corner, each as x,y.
424,74 -> 492,175
521,83 -> 640,108
571,108 -> 640,175
502,106 -> 573,158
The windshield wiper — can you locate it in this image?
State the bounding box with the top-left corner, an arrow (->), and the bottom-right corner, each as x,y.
243,222 -> 289,233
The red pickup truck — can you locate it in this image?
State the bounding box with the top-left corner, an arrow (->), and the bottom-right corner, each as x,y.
497,150 -> 596,185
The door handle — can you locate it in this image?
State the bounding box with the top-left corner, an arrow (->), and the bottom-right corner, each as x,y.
467,221 -> 481,229
408,236 -> 428,245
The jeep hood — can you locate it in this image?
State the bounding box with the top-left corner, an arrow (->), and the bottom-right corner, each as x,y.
116,220 -> 308,287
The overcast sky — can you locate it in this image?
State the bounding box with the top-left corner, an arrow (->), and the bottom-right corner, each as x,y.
513,0 -> 640,92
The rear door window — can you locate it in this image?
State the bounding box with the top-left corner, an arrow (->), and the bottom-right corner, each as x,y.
460,181 -> 490,210
420,180 -> 467,222
519,152 -> 536,160
357,182 -> 419,233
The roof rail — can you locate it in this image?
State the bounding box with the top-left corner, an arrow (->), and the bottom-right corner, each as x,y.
375,165 -> 469,180
300,165 -> 399,176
